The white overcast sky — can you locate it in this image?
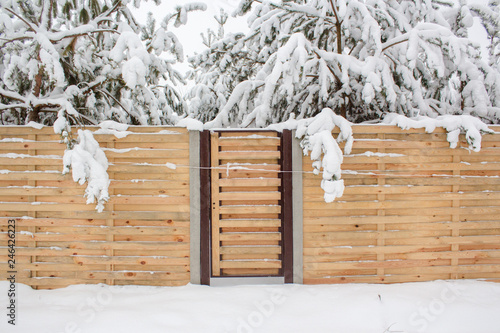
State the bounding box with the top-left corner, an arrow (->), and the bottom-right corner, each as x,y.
131,0 -> 491,72
132,0 -> 246,60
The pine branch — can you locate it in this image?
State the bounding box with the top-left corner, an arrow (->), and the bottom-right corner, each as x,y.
0,88 -> 26,103
70,112 -> 97,125
328,0 -> 343,25
313,49 -> 342,85
252,0 -> 333,22
0,103 -> 26,111
80,77 -> 107,95
0,35 -> 34,48
382,37 -> 409,52
4,8 -> 38,32
328,0 -> 343,66
97,89 -> 133,118
49,29 -> 119,42
39,0 -> 54,30
97,0 -> 122,20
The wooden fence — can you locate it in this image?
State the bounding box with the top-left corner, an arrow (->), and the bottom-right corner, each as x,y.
1,124 -> 500,289
303,125 -> 500,284
0,126 -> 191,289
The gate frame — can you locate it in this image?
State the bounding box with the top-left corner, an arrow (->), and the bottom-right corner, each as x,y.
281,129 -> 294,283
199,129 -> 295,285
200,130 -> 211,285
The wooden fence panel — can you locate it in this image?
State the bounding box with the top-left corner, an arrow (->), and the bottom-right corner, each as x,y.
303,125 -> 500,284
0,126 -> 190,289
2,123 -> 500,288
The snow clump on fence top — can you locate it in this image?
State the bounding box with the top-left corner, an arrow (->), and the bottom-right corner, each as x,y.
55,118 -> 110,212
383,113 -> 495,152
53,110 -> 495,211
269,108 -> 353,203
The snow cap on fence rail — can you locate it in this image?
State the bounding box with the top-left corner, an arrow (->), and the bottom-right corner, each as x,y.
37,110 -> 496,211
383,113 -> 494,152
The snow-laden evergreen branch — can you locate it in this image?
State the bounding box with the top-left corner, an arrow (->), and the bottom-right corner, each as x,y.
188,0 -> 500,124
269,108 -> 353,202
61,127 -> 110,213
0,0 -> 203,126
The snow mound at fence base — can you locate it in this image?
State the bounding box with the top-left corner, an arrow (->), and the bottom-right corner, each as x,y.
1,280 -> 499,333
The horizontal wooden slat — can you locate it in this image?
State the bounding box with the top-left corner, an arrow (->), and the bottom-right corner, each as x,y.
220,246 -> 281,255
219,205 -> 281,215
218,138 -> 281,146
218,178 -> 281,187
219,232 -> 281,242
218,151 -> 281,160
219,219 -> 281,228
219,260 -> 282,269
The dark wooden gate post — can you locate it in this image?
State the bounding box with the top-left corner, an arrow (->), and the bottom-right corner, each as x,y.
281,130 -> 294,283
199,131 -> 211,285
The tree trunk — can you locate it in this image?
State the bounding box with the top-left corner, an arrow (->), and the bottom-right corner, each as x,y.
329,0 -> 347,118
460,80 -> 466,111
27,62 -> 44,123
27,107 -> 40,123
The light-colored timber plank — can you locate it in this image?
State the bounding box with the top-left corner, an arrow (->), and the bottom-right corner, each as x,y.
219,219 -> 281,228
218,151 -> 281,160
0,202 -> 191,212
32,226 -> 189,236
75,271 -> 191,281
219,260 -> 281,269
218,131 -> 279,138
303,200 -> 452,210
218,192 -> 281,201
219,205 -> 281,215
218,138 -> 281,146
220,246 -> 281,255
30,211 -> 190,220
72,256 -> 190,266
37,241 -> 190,251
219,178 -> 281,187
219,233 -> 281,242
107,164 -> 190,174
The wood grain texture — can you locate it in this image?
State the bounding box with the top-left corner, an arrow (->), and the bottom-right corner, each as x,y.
303,125 -> 500,284
0,126 -> 191,289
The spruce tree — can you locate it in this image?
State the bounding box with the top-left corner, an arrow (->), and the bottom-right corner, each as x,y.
0,0 -> 205,126
187,0 -> 500,127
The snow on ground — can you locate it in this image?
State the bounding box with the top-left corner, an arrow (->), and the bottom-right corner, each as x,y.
1,280 -> 500,333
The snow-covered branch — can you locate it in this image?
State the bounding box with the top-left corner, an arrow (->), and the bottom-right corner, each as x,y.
269,108 -> 353,202
0,103 -> 26,111
189,0 -> 500,124
62,129 -> 110,212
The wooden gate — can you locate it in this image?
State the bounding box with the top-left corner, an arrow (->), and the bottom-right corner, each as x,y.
200,130 -> 293,283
